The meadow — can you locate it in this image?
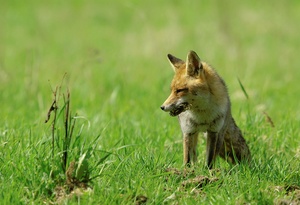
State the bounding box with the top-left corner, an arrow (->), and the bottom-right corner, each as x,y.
1,0 -> 300,204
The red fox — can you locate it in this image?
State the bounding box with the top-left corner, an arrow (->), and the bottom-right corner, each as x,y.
161,51 -> 251,169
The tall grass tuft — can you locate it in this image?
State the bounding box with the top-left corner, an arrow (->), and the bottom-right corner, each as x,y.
43,76 -> 113,202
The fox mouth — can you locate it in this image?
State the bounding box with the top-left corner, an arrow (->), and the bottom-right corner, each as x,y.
169,102 -> 190,116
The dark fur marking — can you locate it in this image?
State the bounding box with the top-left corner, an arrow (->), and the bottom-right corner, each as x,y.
187,132 -> 197,136
191,90 -> 198,95
211,114 -> 224,125
188,118 -> 208,127
207,84 -> 214,95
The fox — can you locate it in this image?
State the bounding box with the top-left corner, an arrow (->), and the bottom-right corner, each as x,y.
160,50 -> 251,169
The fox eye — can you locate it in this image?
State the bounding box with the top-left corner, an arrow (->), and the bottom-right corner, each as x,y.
176,88 -> 188,94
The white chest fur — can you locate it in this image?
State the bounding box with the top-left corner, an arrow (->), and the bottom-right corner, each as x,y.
178,109 -> 225,134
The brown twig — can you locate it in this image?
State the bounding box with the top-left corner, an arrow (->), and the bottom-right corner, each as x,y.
62,90 -> 70,172
69,113 -> 77,146
45,86 -> 59,158
263,111 -> 275,128
45,100 -> 56,123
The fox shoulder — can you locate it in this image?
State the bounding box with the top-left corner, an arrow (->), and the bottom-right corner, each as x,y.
198,61 -> 230,114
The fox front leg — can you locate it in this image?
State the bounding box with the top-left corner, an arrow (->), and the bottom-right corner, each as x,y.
183,132 -> 199,166
206,131 -> 219,169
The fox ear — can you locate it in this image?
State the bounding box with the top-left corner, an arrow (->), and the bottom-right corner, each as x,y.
167,54 -> 184,72
186,50 -> 203,77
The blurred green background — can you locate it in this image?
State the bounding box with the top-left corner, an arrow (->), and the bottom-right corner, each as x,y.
1,0 -> 300,124
1,0 -> 300,203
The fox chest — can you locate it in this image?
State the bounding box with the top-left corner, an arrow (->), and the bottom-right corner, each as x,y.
178,111 -> 224,134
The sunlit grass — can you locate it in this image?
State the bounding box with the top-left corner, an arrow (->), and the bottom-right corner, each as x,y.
1,0 -> 300,204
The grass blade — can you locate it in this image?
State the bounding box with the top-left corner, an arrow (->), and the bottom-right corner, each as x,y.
237,77 -> 249,99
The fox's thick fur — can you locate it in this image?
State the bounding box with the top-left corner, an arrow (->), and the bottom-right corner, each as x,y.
161,51 -> 251,168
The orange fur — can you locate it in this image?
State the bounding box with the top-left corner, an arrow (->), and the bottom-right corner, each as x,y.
161,51 -> 251,168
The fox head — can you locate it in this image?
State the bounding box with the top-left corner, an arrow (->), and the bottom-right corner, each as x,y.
160,50 -> 211,116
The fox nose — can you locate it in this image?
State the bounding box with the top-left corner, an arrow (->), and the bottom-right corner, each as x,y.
160,105 -> 165,110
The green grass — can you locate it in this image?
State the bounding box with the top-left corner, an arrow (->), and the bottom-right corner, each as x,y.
1,0 -> 300,204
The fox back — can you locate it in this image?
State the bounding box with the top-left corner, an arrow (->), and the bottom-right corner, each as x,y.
161,51 -> 251,168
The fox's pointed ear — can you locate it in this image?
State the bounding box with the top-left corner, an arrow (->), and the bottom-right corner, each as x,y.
167,54 -> 184,72
186,50 -> 203,77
